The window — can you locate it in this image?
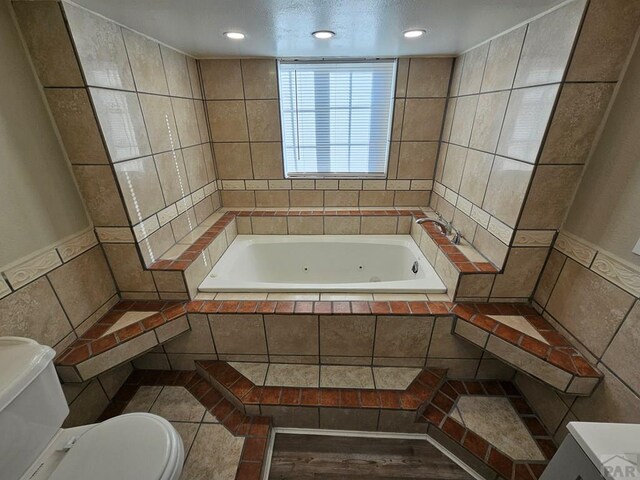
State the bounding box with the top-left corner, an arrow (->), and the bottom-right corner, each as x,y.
278,60 -> 396,178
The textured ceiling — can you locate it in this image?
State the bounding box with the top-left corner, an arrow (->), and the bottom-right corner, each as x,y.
69,0 -> 566,58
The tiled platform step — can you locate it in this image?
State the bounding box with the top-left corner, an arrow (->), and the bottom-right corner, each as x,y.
99,369 -> 271,480
55,301 -> 191,383
196,360 -> 446,432
452,303 -> 602,395
418,378 -> 556,480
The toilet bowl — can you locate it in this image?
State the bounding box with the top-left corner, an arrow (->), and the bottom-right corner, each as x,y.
0,337 -> 184,480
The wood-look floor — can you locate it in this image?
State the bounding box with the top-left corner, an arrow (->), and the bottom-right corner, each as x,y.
267,433 -> 475,479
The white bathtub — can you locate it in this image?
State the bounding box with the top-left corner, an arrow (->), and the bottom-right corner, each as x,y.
198,235 -> 446,293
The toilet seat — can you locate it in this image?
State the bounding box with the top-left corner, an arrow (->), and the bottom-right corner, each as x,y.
48,413 -> 184,480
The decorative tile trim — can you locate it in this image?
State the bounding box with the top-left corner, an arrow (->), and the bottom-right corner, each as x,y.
591,251 -> 640,297
4,249 -> 62,290
216,179 -> 433,192
198,360 -> 446,414
96,227 -> 135,243
419,379 -> 555,480
555,231 -> 597,267
57,230 -> 98,262
488,217 -> 513,245
513,230 -> 556,247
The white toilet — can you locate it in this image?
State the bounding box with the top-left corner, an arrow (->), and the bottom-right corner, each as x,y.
0,337 -> 184,480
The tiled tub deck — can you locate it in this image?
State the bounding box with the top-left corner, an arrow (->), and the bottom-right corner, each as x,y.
56,299 -> 602,396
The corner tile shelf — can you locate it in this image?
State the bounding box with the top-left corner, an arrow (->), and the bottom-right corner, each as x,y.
99,369 -> 271,480
419,378 -> 555,480
451,303 -> 602,395
148,209 -> 498,274
196,360 -> 446,418
55,301 -> 190,382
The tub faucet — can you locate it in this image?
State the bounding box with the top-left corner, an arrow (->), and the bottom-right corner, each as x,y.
415,217 -> 451,235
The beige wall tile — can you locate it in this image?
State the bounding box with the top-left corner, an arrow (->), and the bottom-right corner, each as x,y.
154,150 -> 189,204
374,315 -> 433,358
482,156 -> 533,227
513,0 -> 586,88
449,95 -> 479,147
193,100 -> 209,143
255,190 -> 289,207
73,165 -> 128,226
458,43 -> 489,95
533,249 -> 566,307
324,190 -> 358,207
160,46 -> 192,97
164,312 -> 214,351
359,191 -> 395,207
90,88 -> 151,162
48,247 -> 116,327
457,274 -> 494,299
540,83 -> 614,164
547,259 -> 635,357
496,84 -> 559,163
449,57 -> 464,97
209,314 -> 267,354
473,226 -> 508,269
0,277 -> 72,346
199,59 -> 244,100
114,156 -> 165,220
459,150 -> 493,206
481,25 -> 526,92
64,3 -> 134,90
172,98 -> 201,147
602,302 -> 640,395
391,99 -> 405,141
246,100 -> 281,141
220,190 -> 255,207
152,270 -> 187,293
441,144 -> 468,191
251,217 -> 287,234
183,145 -> 209,191
401,98 -> 446,141
572,364 -> 640,423
63,380 -> 109,427
45,88 -> 109,164
287,216 -> 322,234
265,315 -> 319,355
406,58 -> 453,98
324,216 -> 360,235
141,224 -> 175,266
519,165 -> 583,229
250,142 -> 284,179
429,317 -> 482,358
122,29 -> 168,95
139,94 -> 179,153
395,191 -> 429,207
491,247 -> 548,298
469,91 -> 509,153
241,59 -> 278,99
290,190 -> 323,207
361,217 -> 397,234
320,315 -> 375,356
397,142 -> 438,179
214,143 -> 253,179
207,100 -> 248,142
13,2 -> 83,87
395,58 -> 410,97
184,251 -> 212,297
567,0 -> 640,82
103,243 -> 156,291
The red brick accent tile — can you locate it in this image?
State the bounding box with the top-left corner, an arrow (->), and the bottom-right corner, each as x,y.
463,381 -> 486,395
200,389 -> 224,410
536,439 -> 557,460
520,336 -> 550,359
527,463 -> 546,479
428,302 -> 451,314
294,302 -> 313,314
482,380 -> 504,396
408,301 -> 430,314
422,405 -> 446,425
256,301 -> 277,314
314,301 -> 332,314
235,461 -> 262,480
514,464 -> 537,480
523,417 -> 547,436
350,301 -> 371,314
495,324 -> 523,344
115,322 -> 144,342
260,387 -> 282,405
488,448 -> 513,479
219,301 -> 240,313
369,301 -> 391,314
378,390 -> 401,409
242,437 -> 268,462
230,377 -> 255,399
89,335 -> 118,356
275,301 -> 295,314
399,392 -> 423,410
163,303 -> 186,319
389,301 -> 411,314
340,389 -> 360,408
319,388 -> 340,407
333,302 -> 351,314
280,388 -> 301,406
201,301 -> 223,313
510,397 -> 534,415
463,430 -> 490,459
300,388 -> 320,406
249,417 -> 271,437
358,390 -> 380,408
431,391 -> 454,412
142,313 -> 165,330
237,302 -> 258,313
442,418 -> 465,442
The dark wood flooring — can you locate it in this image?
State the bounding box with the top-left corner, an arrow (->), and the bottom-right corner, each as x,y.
267,433 -> 475,479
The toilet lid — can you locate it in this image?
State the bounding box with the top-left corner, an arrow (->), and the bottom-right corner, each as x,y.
50,413 -> 179,480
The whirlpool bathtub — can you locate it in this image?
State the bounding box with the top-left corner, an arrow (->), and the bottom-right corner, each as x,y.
198,235 -> 446,293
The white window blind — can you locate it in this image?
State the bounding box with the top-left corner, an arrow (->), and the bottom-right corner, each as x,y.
278,60 -> 396,178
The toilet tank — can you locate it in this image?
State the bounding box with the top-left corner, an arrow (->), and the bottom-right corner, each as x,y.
0,337 -> 69,480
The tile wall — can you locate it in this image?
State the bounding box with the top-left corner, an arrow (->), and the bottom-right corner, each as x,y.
434,0 -> 640,303
13,0 -> 221,300
199,57 -> 452,208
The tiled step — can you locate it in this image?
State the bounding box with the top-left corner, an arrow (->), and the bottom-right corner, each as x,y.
418,378 -> 556,480
451,303 -> 602,395
195,360 -> 446,432
55,301 -> 191,382
99,369 -> 272,480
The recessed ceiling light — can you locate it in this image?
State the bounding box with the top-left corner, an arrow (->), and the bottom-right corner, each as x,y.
312,30 -> 335,39
224,31 -> 245,40
403,29 -> 426,39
